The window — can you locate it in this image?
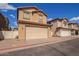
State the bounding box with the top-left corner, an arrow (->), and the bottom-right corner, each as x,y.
24,11 -> 30,20
68,25 -> 71,28
38,15 -> 43,23
64,21 -> 67,26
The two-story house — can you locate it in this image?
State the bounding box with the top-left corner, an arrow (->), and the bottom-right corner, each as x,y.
17,6 -> 50,41
47,18 -> 71,37
17,6 -> 79,41
68,22 -> 79,35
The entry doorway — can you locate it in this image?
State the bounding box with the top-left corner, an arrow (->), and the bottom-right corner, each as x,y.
75,30 -> 78,35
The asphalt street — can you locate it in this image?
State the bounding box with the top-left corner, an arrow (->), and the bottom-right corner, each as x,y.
0,38 -> 79,56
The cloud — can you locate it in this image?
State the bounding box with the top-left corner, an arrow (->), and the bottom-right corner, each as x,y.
10,22 -> 18,28
0,3 -> 16,10
1,9 -> 8,12
47,18 -> 52,21
13,22 -> 17,26
10,14 -> 16,18
10,26 -> 15,29
13,21 -> 18,27
70,16 -> 79,21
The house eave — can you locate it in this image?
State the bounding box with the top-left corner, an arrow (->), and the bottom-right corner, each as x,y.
18,20 -> 50,27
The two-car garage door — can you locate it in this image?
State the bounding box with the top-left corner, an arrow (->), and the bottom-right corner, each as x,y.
26,26 -> 48,40
60,29 -> 71,36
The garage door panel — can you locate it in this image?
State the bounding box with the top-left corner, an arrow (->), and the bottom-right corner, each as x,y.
60,29 -> 71,36
26,26 -> 48,40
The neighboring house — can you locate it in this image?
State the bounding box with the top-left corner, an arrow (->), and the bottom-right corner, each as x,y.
17,6 -> 50,41
47,18 -> 71,37
68,22 -> 79,35
0,13 -> 9,31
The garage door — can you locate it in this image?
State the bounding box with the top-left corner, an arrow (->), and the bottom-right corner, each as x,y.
26,26 -> 48,40
60,29 -> 71,36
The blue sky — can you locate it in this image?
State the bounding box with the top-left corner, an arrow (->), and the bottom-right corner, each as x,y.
0,3 -> 79,28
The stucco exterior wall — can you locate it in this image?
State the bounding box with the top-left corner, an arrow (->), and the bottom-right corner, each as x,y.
56,30 -> 60,36
57,21 -> 62,27
18,9 -> 47,24
68,23 -> 79,30
47,27 -> 52,38
32,13 -> 38,22
57,19 -> 68,28
0,31 -> 18,39
18,24 -> 26,41
50,19 -> 68,28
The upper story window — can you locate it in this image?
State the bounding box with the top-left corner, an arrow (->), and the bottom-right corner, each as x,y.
23,11 -> 30,20
38,15 -> 43,23
68,24 -> 71,28
63,21 -> 67,26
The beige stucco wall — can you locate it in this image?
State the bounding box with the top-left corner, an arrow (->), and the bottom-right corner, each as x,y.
57,19 -> 68,28
18,24 -> 26,41
18,8 -> 47,24
18,8 -> 37,21
69,24 -> 79,30
32,13 -> 38,22
51,21 -> 58,27
49,21 -> 59,36
55,30 -> 60,36
47,27 -> 52,38
57,21 -> 62,27
0,31 -> 18,39
50,19 -> 68,28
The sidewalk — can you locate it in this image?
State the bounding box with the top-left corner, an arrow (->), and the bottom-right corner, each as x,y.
0,35 -> 79,54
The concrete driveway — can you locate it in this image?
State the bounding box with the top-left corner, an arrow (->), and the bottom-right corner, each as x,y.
0,38 -> 79,56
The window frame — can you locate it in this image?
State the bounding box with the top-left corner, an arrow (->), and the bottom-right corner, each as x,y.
63,21 -> 67,26
38,14 -> 43,23
23,11 -> 30,20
